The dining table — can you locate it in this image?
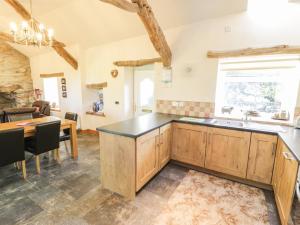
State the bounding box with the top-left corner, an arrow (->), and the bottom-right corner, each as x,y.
0,116 -> 78,159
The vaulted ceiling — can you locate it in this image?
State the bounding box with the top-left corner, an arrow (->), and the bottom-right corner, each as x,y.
0,0 -> 248,56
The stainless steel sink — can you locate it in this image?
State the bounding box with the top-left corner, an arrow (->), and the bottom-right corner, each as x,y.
211,119 -> 244,127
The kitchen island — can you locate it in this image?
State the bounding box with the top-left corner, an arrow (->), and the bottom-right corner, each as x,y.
97,113 -> 300,225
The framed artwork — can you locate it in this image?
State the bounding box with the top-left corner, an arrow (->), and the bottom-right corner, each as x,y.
62,91 -> 67,98
61,78 -> 66,84
62,85 -> 67,91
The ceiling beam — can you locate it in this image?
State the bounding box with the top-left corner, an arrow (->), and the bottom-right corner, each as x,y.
99,0 -> 140,12
4,0 -> 78,70
207,45 -> 300,58
100,0 -> 172,67
113,57 -> 162,67
133,0 -> 172,67
0,32 -> 65,48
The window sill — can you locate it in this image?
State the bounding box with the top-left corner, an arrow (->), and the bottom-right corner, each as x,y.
51,108 -> 61,112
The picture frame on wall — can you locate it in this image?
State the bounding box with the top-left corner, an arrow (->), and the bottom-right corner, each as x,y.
62,85 -> 67,91
61,78 -> 66,85
62,91 -> 67,98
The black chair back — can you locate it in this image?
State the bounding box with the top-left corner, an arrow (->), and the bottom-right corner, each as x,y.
0,128 -> 25,167
63,112 -> 78,135
35,121 -> 61,154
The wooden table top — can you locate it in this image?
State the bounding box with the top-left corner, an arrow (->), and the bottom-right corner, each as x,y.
0,116 -> 76,135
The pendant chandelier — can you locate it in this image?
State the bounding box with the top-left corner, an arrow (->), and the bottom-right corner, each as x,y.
9,0 -> 54,47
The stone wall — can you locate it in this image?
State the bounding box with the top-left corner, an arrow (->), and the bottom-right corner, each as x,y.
0,42 -> 34,109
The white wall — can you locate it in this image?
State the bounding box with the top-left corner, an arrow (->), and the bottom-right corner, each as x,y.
30,1 -> 300,129
30,45 -> 84,128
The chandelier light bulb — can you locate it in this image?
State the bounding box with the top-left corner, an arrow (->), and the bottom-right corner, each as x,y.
39,23 -> 45,31
21,21 -> 29,30
9,22 -> 17,33
48,28 -> 54,39
36,32 -> 43,41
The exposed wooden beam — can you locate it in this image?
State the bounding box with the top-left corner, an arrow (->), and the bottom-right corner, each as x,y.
99,0 -> 140,12
99,0 -> 172,67
52,46 -> 78,70
132,0 -> 172,67
40,72 -> 64,78
4,0 -> 78,70
0,32 -> 14,43
113,57 -> 162,67
207,45 -> 300,58
0,32 -> 65,48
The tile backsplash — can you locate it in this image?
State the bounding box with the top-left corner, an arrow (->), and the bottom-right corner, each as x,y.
156,100 -> 215,118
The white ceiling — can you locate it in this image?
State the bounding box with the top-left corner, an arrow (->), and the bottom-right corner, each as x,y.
0,0 -> 248,56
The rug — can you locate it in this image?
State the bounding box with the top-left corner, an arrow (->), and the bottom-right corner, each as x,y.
155,170 -> 270,225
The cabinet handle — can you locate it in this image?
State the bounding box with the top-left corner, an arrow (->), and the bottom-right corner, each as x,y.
272,143 -> 276,155
207,133 -> 211,146
203,133 -> 206,144
283,152 -> 295,161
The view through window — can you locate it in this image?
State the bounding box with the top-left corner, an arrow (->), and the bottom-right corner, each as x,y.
215,56 -> 300,122
43,77 -> 60,108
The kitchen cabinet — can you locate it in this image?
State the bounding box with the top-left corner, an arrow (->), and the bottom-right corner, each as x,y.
247,133 -> 277,184
205,127 -> 251,178
159,124 -> 172,169
172,123 -> 207,167
136,129 -> 160,191
272,139 -> 298,225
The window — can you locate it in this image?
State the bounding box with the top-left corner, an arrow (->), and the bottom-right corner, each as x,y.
43,77 -> 60,108
215,56 -> 300,122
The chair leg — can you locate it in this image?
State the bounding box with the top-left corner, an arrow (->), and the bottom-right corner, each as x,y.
21,160 -> 27,179
53,150 -> 57,160
64,141 -> 68,151
35,155 -> 41,174
56,149 -> 61,163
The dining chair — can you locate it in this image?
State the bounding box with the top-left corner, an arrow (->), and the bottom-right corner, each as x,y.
60,112 -> 78,151
0,128 -> 26,179
25,121 -> 61,174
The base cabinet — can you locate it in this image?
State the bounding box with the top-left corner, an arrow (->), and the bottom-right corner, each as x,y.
136,129 -> 160,191
159,124 -> 172,169
172,123 -> 207,167
247,133 -> 277,184
272,139 -> 298,225
205,127 -> 251,178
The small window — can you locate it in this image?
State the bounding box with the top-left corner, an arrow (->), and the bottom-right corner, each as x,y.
215,55 -> 300,122
43,77 -> 60,108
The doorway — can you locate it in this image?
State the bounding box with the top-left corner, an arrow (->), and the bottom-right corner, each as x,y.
133,65 -> 155,116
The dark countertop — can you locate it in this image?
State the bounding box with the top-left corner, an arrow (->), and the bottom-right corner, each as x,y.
97,113 -> 300,161
97,113 -> 180,138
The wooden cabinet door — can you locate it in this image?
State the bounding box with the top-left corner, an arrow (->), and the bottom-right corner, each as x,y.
205,127 -> 251,178
273,139 -> 298,225
247,133 -> 277,184
159,124 -> 172,169
136,129 -> 159,191
172,123 -> 207,167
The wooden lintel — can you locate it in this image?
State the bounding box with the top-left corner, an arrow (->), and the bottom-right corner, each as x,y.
40,72 -> 64,78
86,82 -> 108,89
99,0 -> 140,12
207,45 -> 300,58
4,0 -> 78,70
113,57 -> 162,67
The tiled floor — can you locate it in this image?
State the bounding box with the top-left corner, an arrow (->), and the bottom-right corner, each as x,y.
0,134 -> 281,225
